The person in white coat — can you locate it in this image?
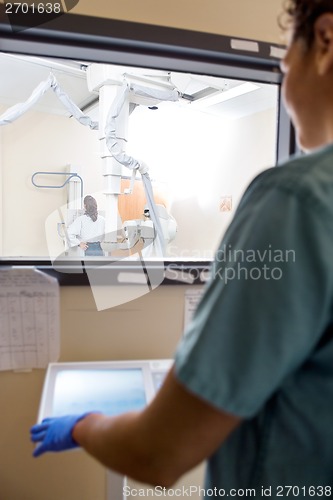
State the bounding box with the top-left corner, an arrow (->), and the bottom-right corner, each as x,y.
67,195 -> 105,256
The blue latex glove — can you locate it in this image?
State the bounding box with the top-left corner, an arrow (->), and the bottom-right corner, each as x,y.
30,413 -> 92,457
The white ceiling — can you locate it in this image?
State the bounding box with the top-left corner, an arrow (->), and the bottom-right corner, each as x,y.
0,53 -> 93,115
0,52 -> 278,120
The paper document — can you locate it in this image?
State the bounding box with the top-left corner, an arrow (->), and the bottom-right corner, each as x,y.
0,269 -> 60,371
184,288 -> 204,332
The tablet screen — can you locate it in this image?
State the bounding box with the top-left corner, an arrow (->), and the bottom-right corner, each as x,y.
52,368 -> 147,417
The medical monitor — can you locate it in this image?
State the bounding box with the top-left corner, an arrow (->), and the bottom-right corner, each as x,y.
0,11 -> 292,285
37,359 -> 173,422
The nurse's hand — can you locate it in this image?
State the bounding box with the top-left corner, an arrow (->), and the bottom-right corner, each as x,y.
30,413 -> 93,457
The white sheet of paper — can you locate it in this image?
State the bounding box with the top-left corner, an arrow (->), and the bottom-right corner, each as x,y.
0,269 -> 60,371
184,288 -> 204,332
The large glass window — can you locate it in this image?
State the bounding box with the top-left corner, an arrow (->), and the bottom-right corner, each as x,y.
0,52 -> 279,263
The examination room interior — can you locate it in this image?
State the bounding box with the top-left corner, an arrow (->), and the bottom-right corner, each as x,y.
0,1 -> 286,499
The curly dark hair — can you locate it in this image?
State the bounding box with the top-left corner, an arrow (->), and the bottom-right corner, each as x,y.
84,195 -> 98,222
282,0 -> 333,46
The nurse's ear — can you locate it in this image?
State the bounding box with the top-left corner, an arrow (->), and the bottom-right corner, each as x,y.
314,13 -> 333,76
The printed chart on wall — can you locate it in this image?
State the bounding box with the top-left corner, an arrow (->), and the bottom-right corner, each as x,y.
184,288 -> 204,334
0,269 -> 60,371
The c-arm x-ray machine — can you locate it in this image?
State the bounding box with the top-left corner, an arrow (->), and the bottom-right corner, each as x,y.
62,64 -> 179,259
88,64 -> 177,256
88,64 -> 178,258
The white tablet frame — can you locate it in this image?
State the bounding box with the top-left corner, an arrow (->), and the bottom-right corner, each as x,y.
37,359 -> 173,422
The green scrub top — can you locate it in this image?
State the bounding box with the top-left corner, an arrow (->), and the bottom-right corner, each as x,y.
175,144 -> 333,498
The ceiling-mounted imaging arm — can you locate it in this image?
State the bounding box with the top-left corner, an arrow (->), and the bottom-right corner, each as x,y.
92,66 -> 179,257
0,73 -> 98,130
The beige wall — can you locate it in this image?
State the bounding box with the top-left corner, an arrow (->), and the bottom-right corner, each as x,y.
0,285 -> 202,500
71,0 -> 284,44
0,2 -> 284,499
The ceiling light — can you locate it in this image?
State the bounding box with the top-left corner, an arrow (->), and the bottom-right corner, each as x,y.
191,82 -> 260,108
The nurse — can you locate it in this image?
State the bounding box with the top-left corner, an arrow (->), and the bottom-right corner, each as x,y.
31,1 -> 333,495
